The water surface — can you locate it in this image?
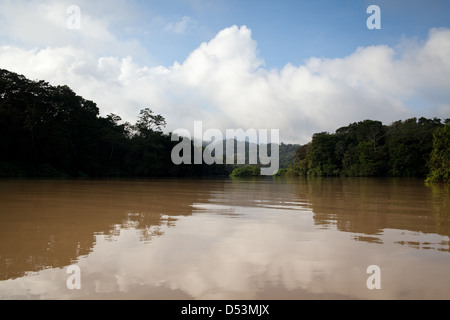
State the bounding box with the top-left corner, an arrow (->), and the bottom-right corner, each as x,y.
0,177 -> 449,299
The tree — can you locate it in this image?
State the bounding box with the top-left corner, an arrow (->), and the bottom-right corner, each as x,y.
134,108 -> 167,137
386,118 -> 442,177
337,120 -> 387,176
427,123 -> 450,183
0,69 -> 232,178
306,132 -> 340,176
230,165 -> 261,177
286,143 -> 311,176
287,117 -> 444,179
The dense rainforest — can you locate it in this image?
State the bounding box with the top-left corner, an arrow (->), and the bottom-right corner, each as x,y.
286,118 -> 450,182
0,69 -> 449,182
0,68 -> 229,178
0,68 -> 296,178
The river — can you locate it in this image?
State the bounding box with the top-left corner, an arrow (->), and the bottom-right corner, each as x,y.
0,177 -> 449,299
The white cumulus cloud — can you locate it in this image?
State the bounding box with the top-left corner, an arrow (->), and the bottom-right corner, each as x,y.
1,14 -> 450,143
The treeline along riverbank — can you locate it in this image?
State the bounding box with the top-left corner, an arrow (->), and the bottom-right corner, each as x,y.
286,117 -> 450,183
0,69 -> 230,178
1,69 -> 449,182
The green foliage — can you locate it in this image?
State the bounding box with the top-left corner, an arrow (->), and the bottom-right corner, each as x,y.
386,117 -> 441,177
134,108 -> 167,137
427,123 -> 450,183
230,165 -> 261,177
288,118 -> 445,179
274,168 -> 288,177
278,143 -> 300,168
286,143 -> 310,176
0,162 -> 25,177
0,69 -> 229,178
338,120 -> 387,176
2,69 -> 446,182
307,132 -> 340,176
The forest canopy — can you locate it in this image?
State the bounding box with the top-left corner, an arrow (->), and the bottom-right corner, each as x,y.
0,68 -> 230,178
286,118 -> 450,182
0,68 -> 448,182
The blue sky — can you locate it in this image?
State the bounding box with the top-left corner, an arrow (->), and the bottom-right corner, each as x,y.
0,0 -> 449,143
122,0 -> 450,68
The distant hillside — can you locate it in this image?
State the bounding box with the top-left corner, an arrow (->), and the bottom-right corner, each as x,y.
202,139 -> 299,169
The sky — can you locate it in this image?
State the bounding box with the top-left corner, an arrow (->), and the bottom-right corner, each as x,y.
0,0 -> 449,144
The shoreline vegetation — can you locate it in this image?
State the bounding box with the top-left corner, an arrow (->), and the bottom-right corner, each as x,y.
284,118 -> 450,183
1,69 -> 449,182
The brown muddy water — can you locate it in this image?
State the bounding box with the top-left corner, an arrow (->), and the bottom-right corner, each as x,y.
0,177 -> 449,300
